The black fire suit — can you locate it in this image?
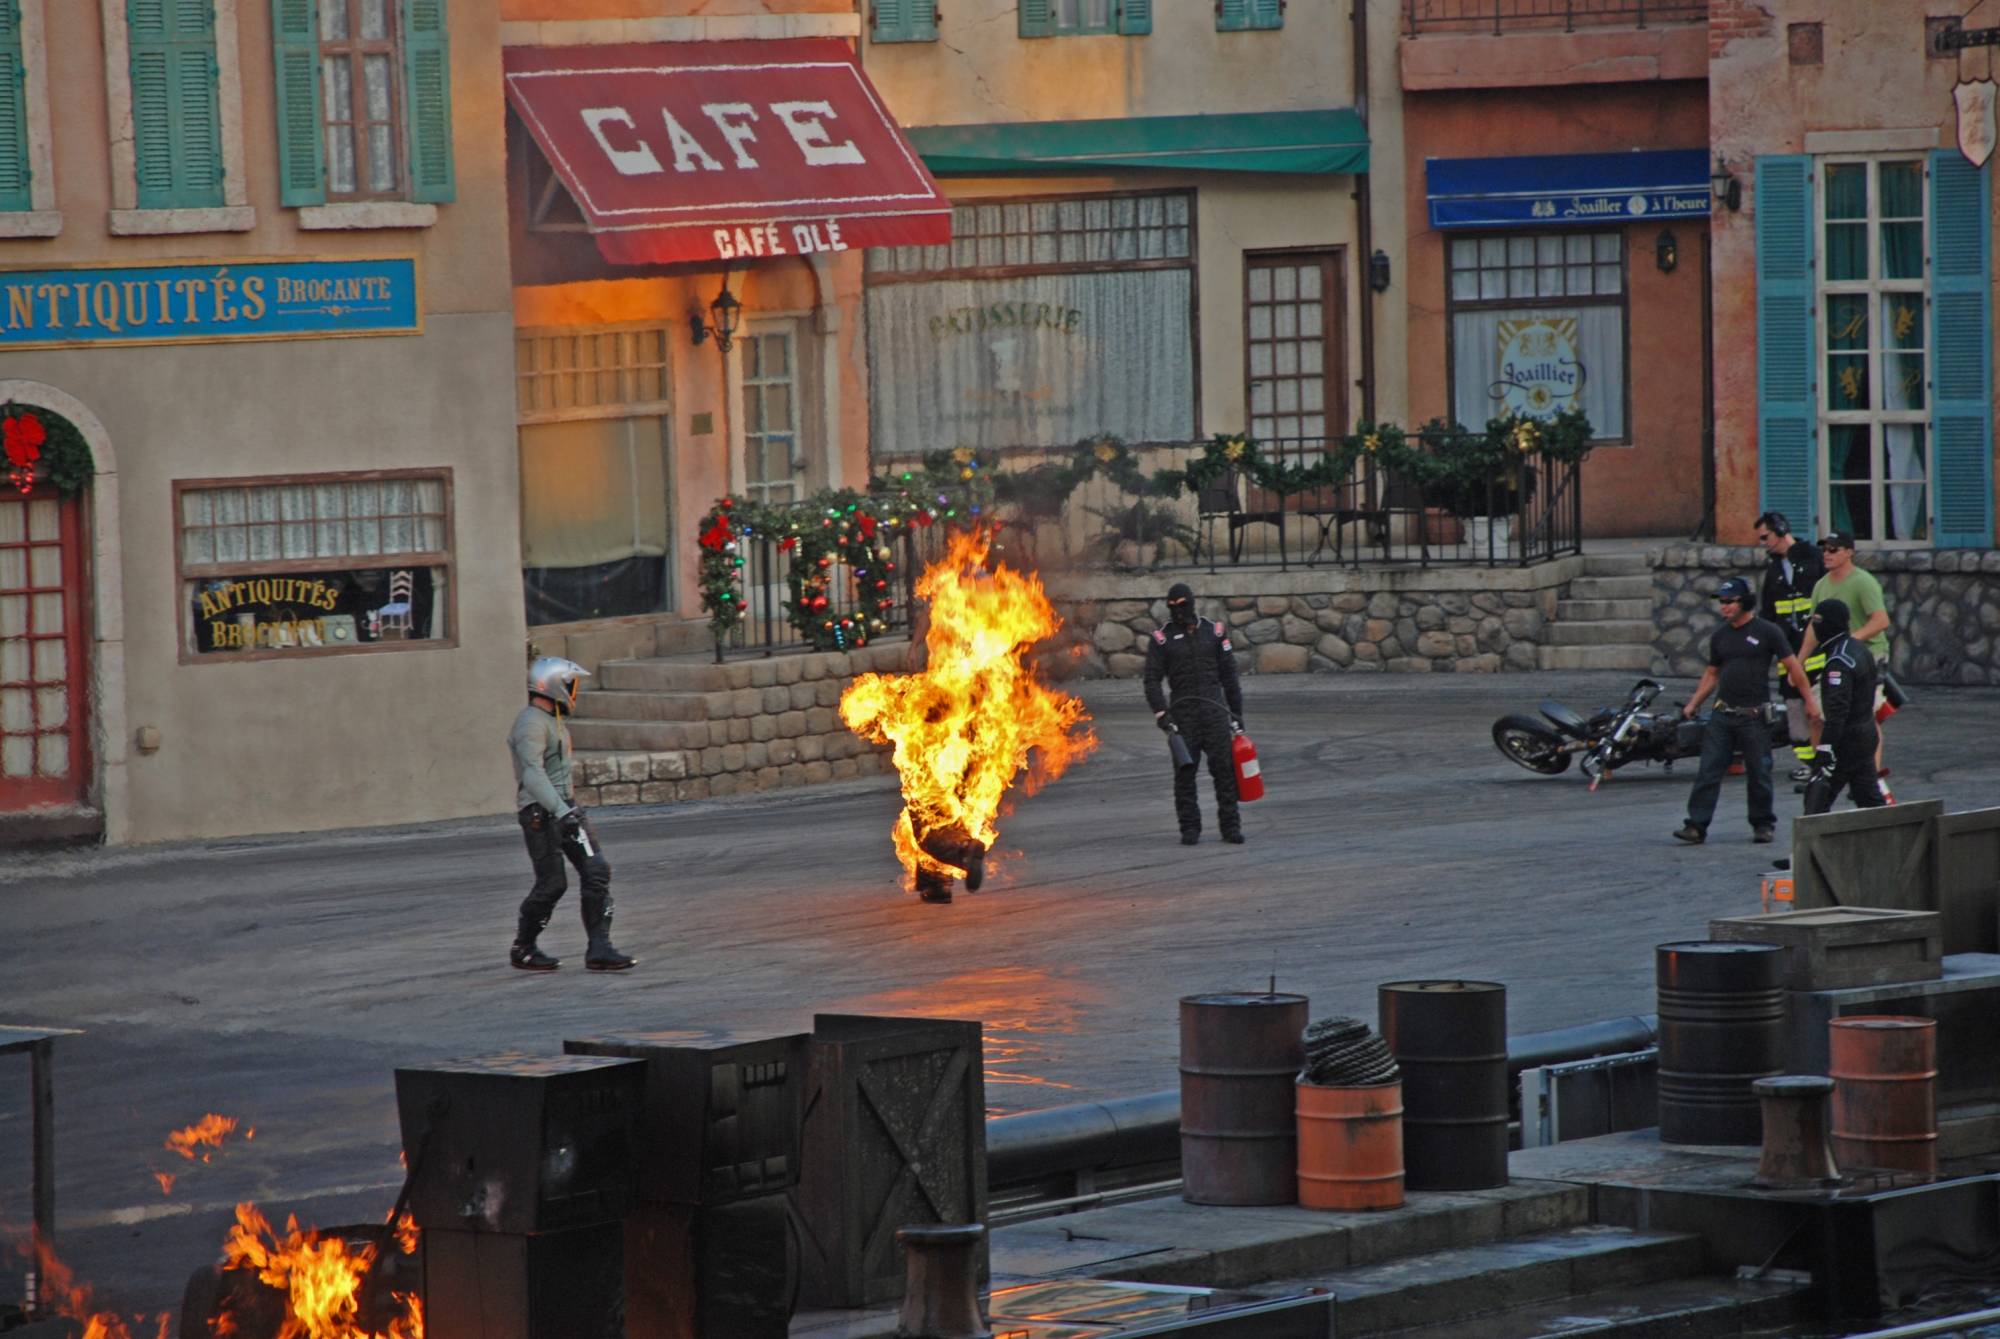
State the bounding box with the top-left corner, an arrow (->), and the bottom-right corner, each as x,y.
1762,539 -> 1824,732
1804,632 -> 1886,815
1142,617 -> 1245,841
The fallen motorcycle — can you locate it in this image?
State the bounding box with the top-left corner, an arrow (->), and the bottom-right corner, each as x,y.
1491,678 -> 1713,789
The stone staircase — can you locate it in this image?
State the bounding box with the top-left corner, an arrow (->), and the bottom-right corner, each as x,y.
1538,552 -> 1658,672
560,643 -> 907,807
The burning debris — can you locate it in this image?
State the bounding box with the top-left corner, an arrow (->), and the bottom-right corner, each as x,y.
164,1112 -> 252,1164
840,527 -> 1096,901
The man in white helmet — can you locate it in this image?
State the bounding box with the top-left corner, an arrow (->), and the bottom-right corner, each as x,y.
508,656 -> 635,971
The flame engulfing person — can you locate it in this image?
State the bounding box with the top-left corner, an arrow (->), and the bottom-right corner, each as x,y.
840,527 -> 1096,901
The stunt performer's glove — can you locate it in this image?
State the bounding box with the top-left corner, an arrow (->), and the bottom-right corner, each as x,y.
558,808 -> 585,841
1155,712 -> 1174,733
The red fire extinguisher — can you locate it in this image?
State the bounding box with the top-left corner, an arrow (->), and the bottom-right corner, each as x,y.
1232,729 -> 1264,802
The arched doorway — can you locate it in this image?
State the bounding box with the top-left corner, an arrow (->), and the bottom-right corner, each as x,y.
0,478 -> 90,812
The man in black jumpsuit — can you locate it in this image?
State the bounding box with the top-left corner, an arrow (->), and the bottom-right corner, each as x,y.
1802,599 -> 1888,815
1143,582 -> 1246,845
1755,511 -> 1824,779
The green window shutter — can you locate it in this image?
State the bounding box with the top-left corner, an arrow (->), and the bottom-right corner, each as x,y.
1118,0 -> 1151,34
1250,0 -> 1283,28
130,0 -> 223,208
1929,149 -> 1993,548
873,0 -> 936,42
270,0 -> 324,206
402,0 -> 454,202
1755,155 -> 1817,532
1019,0 -> 1053,38
1216,0 -> 1249,30
0,0 -> 30,211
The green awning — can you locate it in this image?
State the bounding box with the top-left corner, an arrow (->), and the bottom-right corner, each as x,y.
907,109 -> 1369,177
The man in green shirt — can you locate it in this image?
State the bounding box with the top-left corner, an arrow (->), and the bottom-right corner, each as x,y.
1796,531 -> 1893,775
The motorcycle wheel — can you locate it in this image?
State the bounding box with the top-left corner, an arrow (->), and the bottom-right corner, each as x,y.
1491,715 -> 1572,774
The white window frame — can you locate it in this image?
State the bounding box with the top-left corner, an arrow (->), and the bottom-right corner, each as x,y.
0,0 -> 60,237
1814,153 -> 1930,549
99,0 -> 255,236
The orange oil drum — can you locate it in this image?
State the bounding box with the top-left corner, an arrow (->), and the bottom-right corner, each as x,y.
1296,1079 -> 1404,1210
1829,1015 -> 1938,1176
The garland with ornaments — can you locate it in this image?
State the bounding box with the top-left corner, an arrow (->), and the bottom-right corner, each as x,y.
2,402 -> 95,497
696,415 -> 1594,653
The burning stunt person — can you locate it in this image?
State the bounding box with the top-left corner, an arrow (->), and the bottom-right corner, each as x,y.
507,656 -> 636,971
1144,582 -> 1246,845
1801,599 -> 1888,815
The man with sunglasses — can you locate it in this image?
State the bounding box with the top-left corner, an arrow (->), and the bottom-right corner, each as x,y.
1754,512 -> 1824,780
1672,577 -> 1819,845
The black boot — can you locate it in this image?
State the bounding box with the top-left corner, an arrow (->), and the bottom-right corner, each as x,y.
962,843 -> 986,892
915,868 -> 953,903
581,898 -> 636,971
510,912 -> 559,971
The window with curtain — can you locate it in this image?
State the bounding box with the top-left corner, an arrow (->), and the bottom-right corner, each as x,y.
1446,231 -> 1626,440
1819,157 -> 1929,544
865,191 -> 1196,456
176,472 -> 452,657
516,325 -> 675,626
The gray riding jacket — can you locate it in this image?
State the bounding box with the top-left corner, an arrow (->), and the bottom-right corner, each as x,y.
509,704 -> 574,815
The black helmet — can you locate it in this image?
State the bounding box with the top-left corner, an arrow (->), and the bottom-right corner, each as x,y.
1712,576 -> 1755,610
1810,598 -> 1851,636
1166,582 -> 1196,625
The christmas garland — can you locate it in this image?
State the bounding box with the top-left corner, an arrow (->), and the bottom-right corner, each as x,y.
698,414 -> 1594,653
2,401 -> 95,496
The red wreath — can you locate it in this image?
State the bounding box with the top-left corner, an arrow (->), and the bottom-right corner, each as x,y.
3,411 -> 46,494
699,516 -> 733,551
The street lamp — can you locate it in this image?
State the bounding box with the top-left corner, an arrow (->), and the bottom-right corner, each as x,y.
1654,229 -> 1679,274
690,275 -> 743,353
1710,155 -> 1742,213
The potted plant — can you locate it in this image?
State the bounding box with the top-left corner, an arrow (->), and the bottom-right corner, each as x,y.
1087,499 -> 1197,570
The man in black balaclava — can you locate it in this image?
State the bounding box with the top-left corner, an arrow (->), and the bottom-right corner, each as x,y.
1142,582 -> 1246,845
1802,598 -> 1888,815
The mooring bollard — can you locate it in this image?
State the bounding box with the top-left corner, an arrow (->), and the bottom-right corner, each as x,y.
1751,1075 -> 1841,1189
894,1224 -> 991,1339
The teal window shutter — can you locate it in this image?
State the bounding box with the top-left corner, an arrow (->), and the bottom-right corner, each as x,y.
1217,0 -> 1248,31
0,0 -> 30,211
271,0 -> 324,206
1929,149 -> 1993,548
1756,155 -> 1817,532
402,0 -> 455,202
874,0 -> 936,42
1019,0 -> 1053,38
1118,0 -> 1151,34
130,0 -> 224,209
1250,0 -> 1283,28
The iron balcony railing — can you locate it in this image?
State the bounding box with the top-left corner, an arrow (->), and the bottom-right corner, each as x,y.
1405,0 -> 1705,36
714,438 -> 1584,659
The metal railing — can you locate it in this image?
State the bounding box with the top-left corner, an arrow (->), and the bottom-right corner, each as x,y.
711,438 -> 1583,658
1405,0 -> 1705,35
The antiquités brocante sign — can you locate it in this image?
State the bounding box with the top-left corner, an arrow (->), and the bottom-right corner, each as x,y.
0,257 -> 420,350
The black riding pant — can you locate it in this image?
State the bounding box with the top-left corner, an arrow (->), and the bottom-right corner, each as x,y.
1804,725 -> 1886,815
517,804 -> 613,939
1171,703 -> 1239,840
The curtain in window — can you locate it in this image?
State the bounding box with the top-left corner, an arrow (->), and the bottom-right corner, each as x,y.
519,416 -> 672,624
1449,306 -> 1624,438
866,270 -> 1196,457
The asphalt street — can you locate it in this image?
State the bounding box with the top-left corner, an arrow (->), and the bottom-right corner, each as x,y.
4,667 -> 1997,1314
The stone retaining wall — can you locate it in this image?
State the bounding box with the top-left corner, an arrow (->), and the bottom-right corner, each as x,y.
1036,559 -> 1583,678
1650,544 -> 2000,685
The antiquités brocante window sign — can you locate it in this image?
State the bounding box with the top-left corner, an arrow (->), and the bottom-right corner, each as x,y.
0,258 -> 420,350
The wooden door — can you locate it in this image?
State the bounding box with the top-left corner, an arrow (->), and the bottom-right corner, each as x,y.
1244,250 -> 1348,515
0,486 -> 90,810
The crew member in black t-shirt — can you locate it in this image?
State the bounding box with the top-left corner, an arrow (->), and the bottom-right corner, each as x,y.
1672,576 -> 1819,846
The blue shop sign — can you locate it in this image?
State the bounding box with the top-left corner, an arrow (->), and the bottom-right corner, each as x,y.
0,257 -> 421,350
1427,150 -> 1711,230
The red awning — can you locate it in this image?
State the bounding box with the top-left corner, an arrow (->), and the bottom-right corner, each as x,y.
503,40 -> 952,266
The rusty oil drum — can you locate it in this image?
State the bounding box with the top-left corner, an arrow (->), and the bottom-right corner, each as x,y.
1830,1015 -> 1938,1175
1656,941 -> 1786,1145
1179,992 -> 1308,1205
1378,980 -> 1508,1190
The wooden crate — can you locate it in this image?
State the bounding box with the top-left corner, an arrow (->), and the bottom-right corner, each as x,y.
1710,907 -> 1943,991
